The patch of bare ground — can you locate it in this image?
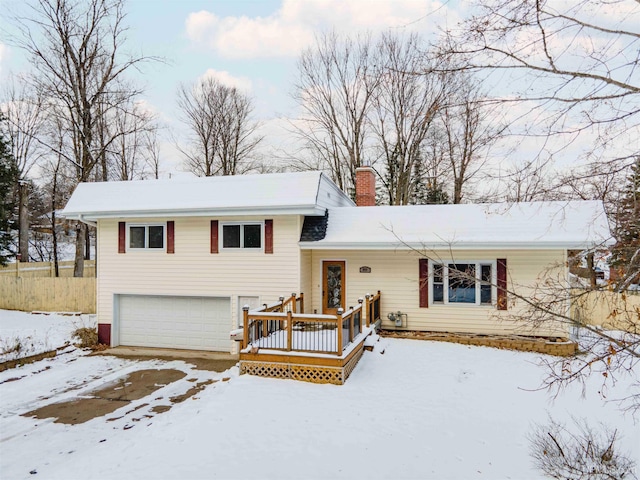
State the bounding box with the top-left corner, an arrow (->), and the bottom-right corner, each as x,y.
23,369 -> 186,425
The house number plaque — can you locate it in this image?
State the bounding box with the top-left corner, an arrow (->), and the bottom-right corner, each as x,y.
359,266 -> 371,273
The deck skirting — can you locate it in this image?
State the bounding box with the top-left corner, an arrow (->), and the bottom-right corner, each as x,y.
239,340 -> 365,385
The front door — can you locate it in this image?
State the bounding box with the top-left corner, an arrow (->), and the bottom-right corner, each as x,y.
322,260 -> 345,315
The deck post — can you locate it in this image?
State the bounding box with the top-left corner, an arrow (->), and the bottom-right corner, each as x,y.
286,310 -> 293,351
242,306 -> 249,349
291,293 -> 297,313
299,292 -> 304,314
364,294 -> 370,327
348,307 -> 354,342
336,308 -> 344,356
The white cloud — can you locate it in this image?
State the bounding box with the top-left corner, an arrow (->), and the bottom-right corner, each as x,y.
185,0 -> 456,59
200,68 -> 253,91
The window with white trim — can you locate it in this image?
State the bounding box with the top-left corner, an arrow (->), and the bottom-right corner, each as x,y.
128,224 -> 164,249
221,222 -> 262,249
431,261 -> 495,306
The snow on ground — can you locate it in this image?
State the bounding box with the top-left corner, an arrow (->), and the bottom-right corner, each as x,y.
0,309 -> 638,480
0,310 -> 96,362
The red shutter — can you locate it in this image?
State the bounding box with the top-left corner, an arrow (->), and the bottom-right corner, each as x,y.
118,222 -> 126,254
265,219 -> 273,254
167,221 -> 175,254
497,258 -> 507,310
210,220 -> 219,254
419,258 -> 429,308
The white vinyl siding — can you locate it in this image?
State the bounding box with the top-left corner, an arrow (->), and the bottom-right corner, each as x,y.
97,215 -> 304,352
307,249 -> 568,337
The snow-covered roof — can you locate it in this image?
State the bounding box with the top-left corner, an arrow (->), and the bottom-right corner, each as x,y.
61,171 -> 354,220
299,201 -> 613,250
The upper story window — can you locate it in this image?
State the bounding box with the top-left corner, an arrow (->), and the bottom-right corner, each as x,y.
222,222 -> 262,249
431,261 -> 495,306
129,224 -> 164,249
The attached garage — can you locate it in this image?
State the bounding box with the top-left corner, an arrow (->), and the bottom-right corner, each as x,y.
117,295 -> 232,352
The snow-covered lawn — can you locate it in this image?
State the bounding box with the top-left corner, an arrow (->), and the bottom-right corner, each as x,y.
0,309 -> 638,480
0,310 -> 95,362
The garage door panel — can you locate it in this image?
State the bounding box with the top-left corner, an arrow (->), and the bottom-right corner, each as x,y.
118,295 -> 231,352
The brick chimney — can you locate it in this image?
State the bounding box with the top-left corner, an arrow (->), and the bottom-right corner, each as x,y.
355,166 -> 376,206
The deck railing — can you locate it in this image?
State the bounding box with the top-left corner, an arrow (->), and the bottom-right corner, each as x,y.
242,294 -> 376,356
364,290 -> 381,327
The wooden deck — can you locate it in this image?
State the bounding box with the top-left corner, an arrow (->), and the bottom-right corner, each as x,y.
238,292 -> 381,385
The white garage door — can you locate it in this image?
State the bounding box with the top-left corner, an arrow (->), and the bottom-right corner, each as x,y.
118,295 -> 231,352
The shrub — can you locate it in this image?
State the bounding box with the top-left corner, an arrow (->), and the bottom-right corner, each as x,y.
72,327 -> 98,349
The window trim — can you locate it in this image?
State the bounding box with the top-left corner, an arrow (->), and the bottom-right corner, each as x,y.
127,223 -> 166,251
429,260 -> 497,307
220,221 -> 264,251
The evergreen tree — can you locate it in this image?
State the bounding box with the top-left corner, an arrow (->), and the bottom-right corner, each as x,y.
409,159 -> 449,205
0,115 -> 19,265
611,157 -> 640,286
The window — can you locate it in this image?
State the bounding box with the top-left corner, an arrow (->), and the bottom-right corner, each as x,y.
431,261 -> 494,306
222,222 -> 262,249
129,224 -> 164,249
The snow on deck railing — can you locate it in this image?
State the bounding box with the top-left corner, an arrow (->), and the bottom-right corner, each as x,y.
241,294 -> 377,356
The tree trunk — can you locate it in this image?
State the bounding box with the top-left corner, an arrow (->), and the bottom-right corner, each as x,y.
18,181 -> 29,262
51,211 -> 59,277
85,226 -> 91,260
586,252 -> 597,289
73,222 -> 85,277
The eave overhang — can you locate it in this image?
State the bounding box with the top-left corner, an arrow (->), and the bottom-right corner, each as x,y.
61,205 -> 328,222
298,240 -> 614,250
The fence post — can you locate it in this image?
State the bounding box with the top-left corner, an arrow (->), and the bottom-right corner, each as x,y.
242,306 -> 249,350
336,308 -> 344,356
287,310 -> 293,352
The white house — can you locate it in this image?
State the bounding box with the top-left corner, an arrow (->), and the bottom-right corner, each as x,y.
61,167 -> 612,353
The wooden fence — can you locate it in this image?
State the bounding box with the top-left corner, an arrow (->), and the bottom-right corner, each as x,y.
571,289 -> 640,333
0,260 -> 96,278
0,277 -> 96,313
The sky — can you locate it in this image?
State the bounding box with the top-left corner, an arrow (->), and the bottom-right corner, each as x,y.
0,0 -> 458,177
0,0 -> 637,185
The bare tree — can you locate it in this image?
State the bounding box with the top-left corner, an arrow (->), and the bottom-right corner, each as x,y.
10,0 -> 150,276
292,31 -> 378,194
371,33 -> 446,205
104,100 -> 158,181
435,0 -> 639,166
177,77 -> 261,177
142,127 -> 161,180
424,74 -> 505,204
1,77 -> 46,262
499,158 -> 557,203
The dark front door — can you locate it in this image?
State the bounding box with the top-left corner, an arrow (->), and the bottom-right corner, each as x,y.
322,260 -> 345,315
